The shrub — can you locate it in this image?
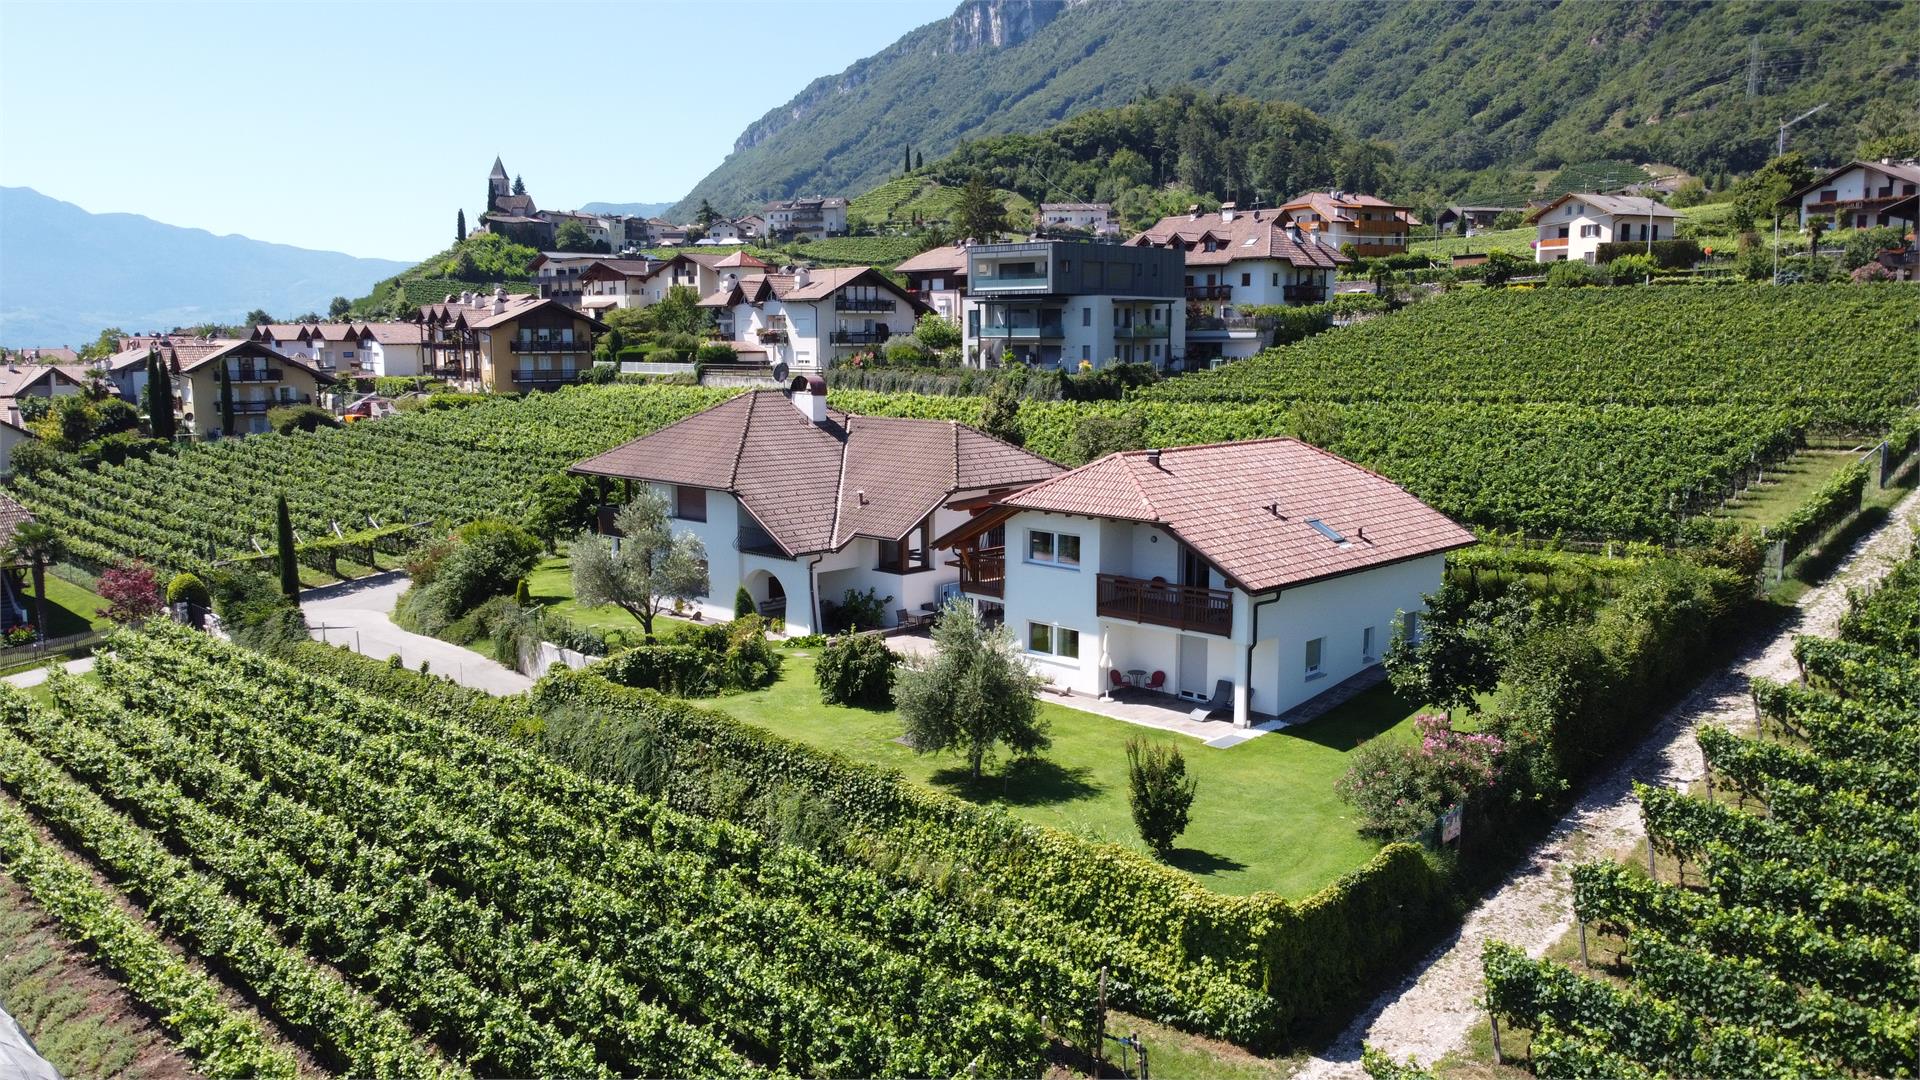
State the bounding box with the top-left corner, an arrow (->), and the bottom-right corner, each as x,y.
882,338 -> 934,367
696,341 -> 737,364
95,561 -> 163,624
1544,260 -> 1600,288
165,572 -> 210,608
1594,238 -> 1701,268
734,585 -> 756,618
1125,737 -> 1197,857
677,615 -> 782,691
267,404 -> 341,434
827,587 -> 891,633
206,570 -> 309,652
1067,412 -> 1148,465
593,614 -> 780,695
815,633 -> 897,708
396,518 -> 542,634
914,312 -> 962,351
1334,715 -> 1505,838
1605,253 -> 1657,284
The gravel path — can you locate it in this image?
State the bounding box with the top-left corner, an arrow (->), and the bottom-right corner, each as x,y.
1294,489 -> 1919,1078
300,574 -> 532,695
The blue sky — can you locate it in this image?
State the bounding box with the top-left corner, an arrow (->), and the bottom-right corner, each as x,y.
0,0 -> 951,261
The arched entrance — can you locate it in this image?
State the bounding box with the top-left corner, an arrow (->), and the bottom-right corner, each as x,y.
743,570 -> 786,620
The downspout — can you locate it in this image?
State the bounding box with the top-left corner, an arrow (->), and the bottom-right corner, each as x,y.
806,554 -> 826,634
1244,590 -> 1283,727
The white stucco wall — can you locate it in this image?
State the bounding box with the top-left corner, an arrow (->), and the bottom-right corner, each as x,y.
1251,552 -> 1446,715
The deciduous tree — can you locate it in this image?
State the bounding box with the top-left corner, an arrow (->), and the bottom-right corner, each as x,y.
571,490 -> 708,641
894,600 -> 1048,782
1125,737 -> 1197,857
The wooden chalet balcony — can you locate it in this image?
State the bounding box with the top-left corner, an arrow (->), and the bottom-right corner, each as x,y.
229,367 -> 283,383
1537,236 -> 1568,250
757,328 -> 789,344
953,546 -> 1004,597
510,338 -> 588,353
1096,573 -> 1232,636
1185,284 -> 1232,300
1284,284 -> 1328,303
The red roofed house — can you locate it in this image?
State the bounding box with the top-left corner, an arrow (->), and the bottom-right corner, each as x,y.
1128,203 -> 1349,362
413,288 -> 606,393
570,378 -> 1062,633
1277,191 -> 1419,258
938,440 -> 1475,727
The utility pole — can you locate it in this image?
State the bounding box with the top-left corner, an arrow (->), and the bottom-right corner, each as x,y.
1773,103 -> 1829,284
1746,37 -> 1761,98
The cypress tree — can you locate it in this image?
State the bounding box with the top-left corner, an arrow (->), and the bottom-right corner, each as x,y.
145,349 -> 175,441
914,149 -> 923,171
218,364 -> 236,437
275,494 -> 300,602
904,144 -> 912,174
456,208 -> 467,242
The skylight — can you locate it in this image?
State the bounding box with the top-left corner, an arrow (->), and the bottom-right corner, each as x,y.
1305,518 -> 1349,546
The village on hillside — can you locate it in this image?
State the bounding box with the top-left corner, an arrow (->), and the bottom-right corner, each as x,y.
0,3 -> 1917,1078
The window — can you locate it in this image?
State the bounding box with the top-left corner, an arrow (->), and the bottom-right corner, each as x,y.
674,485 -> 707,522
1402,611 -> 1420,643
1081,344 -> 1090,360
1272,272 -> 1280,286
1240,272 -> 1251,287
1027,529 -> 1080,567
1082,307 -> 1092,327
1305,637 -> 1324,677
1362,625 -> 1376,661
1819,189 -> 1838,203
1580,224 -> 1600,238
1027,622 -> 1079,658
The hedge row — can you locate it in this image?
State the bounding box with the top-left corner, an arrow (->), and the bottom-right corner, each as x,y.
1765,461 -> 1868,565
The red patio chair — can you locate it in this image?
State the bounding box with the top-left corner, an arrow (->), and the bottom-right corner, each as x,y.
1109,669 -> 1130,693
1145,670 -> 1167,691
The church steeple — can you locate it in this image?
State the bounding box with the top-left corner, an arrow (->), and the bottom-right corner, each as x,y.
488,156 -> 509,201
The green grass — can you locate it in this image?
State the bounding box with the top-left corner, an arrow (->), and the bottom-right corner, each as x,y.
1411,225 -> 1538,259
0,873 -> 191,1080
524,554 -> 693,641
29,574 -> 111,637
1717,448 -> 1866,531
697,652 -> 1436,897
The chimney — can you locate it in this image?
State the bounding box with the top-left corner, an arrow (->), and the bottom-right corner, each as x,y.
794,265 -> 812,288
1146,448 -> 1162,468
1220,202 -> 1237,223
1187,204 -> 1201,221
789,373 -> 828,423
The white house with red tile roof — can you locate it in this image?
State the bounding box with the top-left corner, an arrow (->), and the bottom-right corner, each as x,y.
1778,158 -> 1919,231
938,439 -> 1476,726
1525,193 -> 1679,264
1277,191 -> 1419,257
569,380 -> 1061,632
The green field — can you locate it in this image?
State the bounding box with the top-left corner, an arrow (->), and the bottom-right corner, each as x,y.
30,573 -> 110,638
524,553 -> 690,641
1717,448 -> 1867,532
696,651 -> 1432,897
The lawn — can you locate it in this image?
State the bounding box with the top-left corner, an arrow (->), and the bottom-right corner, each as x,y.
524,552 -> 692,641
30,573 -> 112,637
696,651 -> 1437,898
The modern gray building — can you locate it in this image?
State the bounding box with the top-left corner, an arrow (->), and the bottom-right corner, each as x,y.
962,240 -> 1185,370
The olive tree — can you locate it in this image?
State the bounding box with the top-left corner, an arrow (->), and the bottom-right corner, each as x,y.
571,490 -> 707,641
894,599 -> 1048,782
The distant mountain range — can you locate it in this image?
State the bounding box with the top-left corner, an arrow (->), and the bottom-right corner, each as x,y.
0,187 -> 412,347
579,200 -> 675,219
672,0 -> 1916,217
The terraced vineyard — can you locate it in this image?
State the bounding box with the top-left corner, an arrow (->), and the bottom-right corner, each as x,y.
0,622 -> 1123,1077
7,385 -> 738,574
1481,540 -> 1920,1077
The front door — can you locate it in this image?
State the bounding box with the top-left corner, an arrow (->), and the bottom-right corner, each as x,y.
1178,634 -> 1208,699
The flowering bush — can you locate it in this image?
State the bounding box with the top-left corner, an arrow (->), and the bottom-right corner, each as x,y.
1335,714 -> 1506,839
96,560 -> 164,624
3,625 -> 37,647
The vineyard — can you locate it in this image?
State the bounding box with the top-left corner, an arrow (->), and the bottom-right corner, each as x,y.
0,621 -> 1121,1077
1480,539 -> 1920,1077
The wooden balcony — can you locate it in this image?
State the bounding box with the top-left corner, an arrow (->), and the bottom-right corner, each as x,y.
1537,236 -> 1568,250
510,338 -> 589,353
1185,284 -> 1232,300
1096,573 -> 1232,636
954,546 -> 1004,597
1283,284 -> 1328,304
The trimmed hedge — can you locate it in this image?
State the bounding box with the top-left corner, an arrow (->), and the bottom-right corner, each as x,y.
1595,238 -> 1703,268
530,667 -> 1452,1044
1766,462 -> 1868,565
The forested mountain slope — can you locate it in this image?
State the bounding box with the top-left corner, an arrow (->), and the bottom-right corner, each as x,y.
671,0 -> 1917,216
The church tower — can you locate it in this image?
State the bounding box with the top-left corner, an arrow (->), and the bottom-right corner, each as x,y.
488,156 -> 510,208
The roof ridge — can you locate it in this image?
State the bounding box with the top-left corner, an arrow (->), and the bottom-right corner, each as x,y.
828,411 -> 854,547
950,421 -> 961,489
728,390 -> 755,490
1120,455 -> 1158,520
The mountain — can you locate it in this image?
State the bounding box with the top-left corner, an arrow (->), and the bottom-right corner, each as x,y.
672,0 -> 1918,216
0,187 -> 412,346
579,200 -> 676,219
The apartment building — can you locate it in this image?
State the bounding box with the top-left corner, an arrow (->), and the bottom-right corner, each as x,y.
894,244 -> 969,321
764,196 -> 848,240
1036,202 -> 1116,235
961,240 -> 1185,370
700,265 -> 926,372
413,288 -> 605,393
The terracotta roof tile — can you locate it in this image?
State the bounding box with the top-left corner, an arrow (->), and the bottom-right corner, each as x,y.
569,390 -> 1060,555
994,439 -> 1475,592
1129,211 -> 1348,268
0,493 -> 34,551
894,244 -> 970,274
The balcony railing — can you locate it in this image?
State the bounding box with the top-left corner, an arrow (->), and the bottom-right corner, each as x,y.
513,370 -> 581,389
974,272 -> 1049,288
829,329 -> 893,346
1115,324 -> 1169,339
228,367 -> 283,383
954,546 -> 1005,598
510,338 -> 588,352
1538,236 -> 1568,249
1185,284 -> 1232,300
1283,284 -> 1328,304
978,322 -> 1065,339
229,395 -> 311,415
835,296 -> 894,312
1096,573 -> 1232,636
757,328 -> 789,344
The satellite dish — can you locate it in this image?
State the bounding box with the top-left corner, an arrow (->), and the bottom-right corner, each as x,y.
772,361 -> 790,383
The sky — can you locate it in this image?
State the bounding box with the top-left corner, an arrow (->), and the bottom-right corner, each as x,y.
0,0 -> 952,261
